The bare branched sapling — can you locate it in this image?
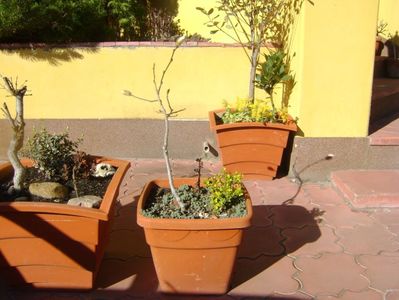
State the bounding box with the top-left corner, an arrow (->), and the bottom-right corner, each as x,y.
197,1 -> 287,101
124,36 -> 186,210
1,75 -> 29,191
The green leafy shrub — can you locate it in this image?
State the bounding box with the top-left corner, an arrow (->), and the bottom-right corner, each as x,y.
23,129 -> 81,181
142,168 -> 247,219
204,169 -> 244,215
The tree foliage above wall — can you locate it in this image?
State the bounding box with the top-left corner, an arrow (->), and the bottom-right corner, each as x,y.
0,0 -> 181,43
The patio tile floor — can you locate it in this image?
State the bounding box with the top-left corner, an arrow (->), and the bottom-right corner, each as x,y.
4,159 -> 399,300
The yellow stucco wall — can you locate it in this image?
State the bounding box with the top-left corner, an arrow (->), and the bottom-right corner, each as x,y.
378,0 -> 399,36
0,46 -> 250,119
296,0 -> 379,137
180,0 -> 379,137
1,0 -> 382,137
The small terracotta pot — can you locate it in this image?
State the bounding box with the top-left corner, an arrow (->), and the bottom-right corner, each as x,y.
137,178 -> 252,294
209,109 -> 297,180
0,157 -> 130,289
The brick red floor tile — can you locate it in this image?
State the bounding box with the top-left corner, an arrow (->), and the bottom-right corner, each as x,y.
229,255 -> 299,296
386,290 -> 399,300
270,205 -> 321,229
388,224 -> 399,238
269,292 -> 313,299
336,224 -> 399,255
283,225 -> 342,258
118,191 -> 140,206
131,159 -> 166,174
317,289 -> 383,300
255,178 -> 302,205
357,252 -> 399,292
318,204 -> 375,229
238,226 -> 285,258
304,184 -> 346,207
371,209 -> 399,226
294,253 -> 369,296
243,181 -> 267,206
250,205 -> 273,227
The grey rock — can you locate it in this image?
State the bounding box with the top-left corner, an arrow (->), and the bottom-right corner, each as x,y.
29,182 -> 69,200
67,195 -> 102,208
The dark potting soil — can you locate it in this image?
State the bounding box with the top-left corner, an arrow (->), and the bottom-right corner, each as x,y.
0,167 -> 113,205
142,184 -> 247,219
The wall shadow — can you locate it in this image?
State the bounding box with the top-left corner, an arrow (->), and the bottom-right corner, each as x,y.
0,45 -> 100,66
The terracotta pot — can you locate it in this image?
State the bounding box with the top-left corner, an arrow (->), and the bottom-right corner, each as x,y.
386,58 -> 399,78
137,178 -> 252,294
209,109 -> 297,180
0,157 -> 130,290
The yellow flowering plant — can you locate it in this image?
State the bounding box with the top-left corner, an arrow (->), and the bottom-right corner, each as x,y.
222,97 -> 289,124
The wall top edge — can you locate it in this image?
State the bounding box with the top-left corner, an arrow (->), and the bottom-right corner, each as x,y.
0,41 -> 279,50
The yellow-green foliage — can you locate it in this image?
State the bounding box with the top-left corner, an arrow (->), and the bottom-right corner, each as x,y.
222,97 -> 289,124
204,169 -> 244,214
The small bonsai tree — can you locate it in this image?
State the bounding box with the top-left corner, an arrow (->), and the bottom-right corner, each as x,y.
1,75 -> 29,192
197,0 -> 289,101
197,0 -> 308,112
124,37 -> 247,217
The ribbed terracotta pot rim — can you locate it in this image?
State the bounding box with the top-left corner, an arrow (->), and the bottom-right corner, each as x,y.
0,156 -> 130,221
137,177 -> 253,231
209,108 -> 298,132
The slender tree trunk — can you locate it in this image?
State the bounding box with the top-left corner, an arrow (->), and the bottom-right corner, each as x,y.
248,46 -> 260,101
162,114 -> 184,210
1,77 -> 27,191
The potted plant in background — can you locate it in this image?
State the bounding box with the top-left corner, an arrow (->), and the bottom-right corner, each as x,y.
197,0 -> 302,180
124,38 -> 253,294
0,75 -> 130,289
386,31 -> 399,78
375,21 -> 388,56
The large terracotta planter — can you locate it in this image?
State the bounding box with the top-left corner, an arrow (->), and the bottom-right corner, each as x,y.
137,178 -> 252,295
0,157 -> 130,290
209,109 -> 297,180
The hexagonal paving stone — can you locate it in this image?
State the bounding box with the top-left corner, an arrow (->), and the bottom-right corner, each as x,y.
131,159 -> 166,174
255,178 -> 301,205
317,289 -> 383,300
243,181 -> 267,206
294,253 -> 369,296
371,209 -> 399,226
270,205 -> 321,229
336,223 -> 399,255
250,205 -> 273,227
283,225 -> 342,257
319,204 -> 375,229
238,226 -> 285,258
358,252 -> 399,292
229,255 -> 299,296
304,184 -> 345,207
386,290 -> 399,300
